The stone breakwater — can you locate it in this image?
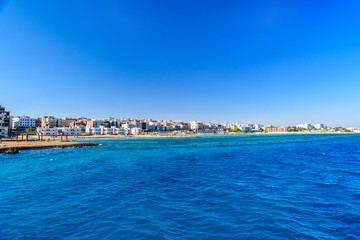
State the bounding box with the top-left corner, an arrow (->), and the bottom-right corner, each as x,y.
0,142 -> 98,153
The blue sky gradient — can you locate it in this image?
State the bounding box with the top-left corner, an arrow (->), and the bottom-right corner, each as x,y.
1,1 -> 360,126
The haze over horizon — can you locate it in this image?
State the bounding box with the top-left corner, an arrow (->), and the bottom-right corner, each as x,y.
1,1 -> 360,127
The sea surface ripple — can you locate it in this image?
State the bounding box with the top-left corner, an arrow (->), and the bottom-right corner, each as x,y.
1,134 -> 360,239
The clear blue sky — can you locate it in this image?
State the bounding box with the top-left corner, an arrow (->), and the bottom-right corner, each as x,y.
1,1 -> 360,127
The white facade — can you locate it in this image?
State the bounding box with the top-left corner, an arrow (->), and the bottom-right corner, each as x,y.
102,127 -> 114,135
59,127 -> 81,136
12,116 -> 36,129
37,127 -> 58,136
254,124 -> 263,131
146,121 -> 158,130
190,121 -> 204,130
114,127 -> 125,135
86,127 -> 102,135
296,123 -> 314,129
131,127 -> 142,135
313,123 -> 325,129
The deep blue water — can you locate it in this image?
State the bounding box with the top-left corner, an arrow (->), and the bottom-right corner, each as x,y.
1,134 -> 360,239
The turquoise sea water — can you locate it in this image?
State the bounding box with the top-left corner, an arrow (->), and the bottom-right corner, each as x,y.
1,134 -> 360,239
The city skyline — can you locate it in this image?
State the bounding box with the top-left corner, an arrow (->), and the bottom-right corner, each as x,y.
1,1 -> 360,127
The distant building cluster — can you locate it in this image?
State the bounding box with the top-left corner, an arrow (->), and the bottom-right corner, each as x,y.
296,123 -> 325,129
1,104 -> 359,138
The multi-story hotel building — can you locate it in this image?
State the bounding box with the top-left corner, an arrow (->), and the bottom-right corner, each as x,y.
12,116 -> 36,131
0,105 -> 11,137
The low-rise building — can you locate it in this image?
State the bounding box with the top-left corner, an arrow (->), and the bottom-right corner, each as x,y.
36,127 -> 58,136
114,127 -> 125,135
58,127 -> 81,136
86,127 -> 102,135
102,127 -> 114,135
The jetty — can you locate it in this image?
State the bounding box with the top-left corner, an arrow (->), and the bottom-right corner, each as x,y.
0,141 -> 98,154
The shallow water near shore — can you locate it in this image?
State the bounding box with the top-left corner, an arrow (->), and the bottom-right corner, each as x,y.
1,134 -> 360,239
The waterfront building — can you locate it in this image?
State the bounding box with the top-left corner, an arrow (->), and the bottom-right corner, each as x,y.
296,123 -> 314,129
102,127 -> 114,135
240,125 -> 253,131
36,127 -> 58,136
264,126 -> 288,133
225,124 -> 237,130
204,123 -> 217,130
12,116 -> 36,131
131,127 -> 142,135
0,105 -> 11,137
85,127 -> 102,135
254,124 -> 263,131
58,127 -> 82,136
313,123 -> 325,129
41,116 -> 58,128
114,127 -> 125,135
190,121 -> 204,130
146,121 -> 158,131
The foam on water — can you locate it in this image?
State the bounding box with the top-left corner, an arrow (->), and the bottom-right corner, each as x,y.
1,134 -> 360,239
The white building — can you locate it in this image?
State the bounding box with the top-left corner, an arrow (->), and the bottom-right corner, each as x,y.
313,123 -> 325,129
296,123 -> 314,129
114,127 -> 125,135
102,127 -> 114,135
37,127 -> 58,136
254,124 -> 263,131
58,127 -> 81,136
190,121 -> 204,130
12,116 -> 36,129
86,127 -> 102,135
146,121 -> 158,131
131,127 -> 142,135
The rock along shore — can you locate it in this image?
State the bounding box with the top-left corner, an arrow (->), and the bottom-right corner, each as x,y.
0,142 -> 98,153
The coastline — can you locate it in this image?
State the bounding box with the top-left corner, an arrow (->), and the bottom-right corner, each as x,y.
0,141 -> 98,153
2,132 -> 358,154
49,135 -> 200,140
37,131 -> 360,141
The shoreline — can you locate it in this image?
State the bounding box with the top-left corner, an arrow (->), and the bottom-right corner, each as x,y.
0,141 -> 98,153
1,132 -> 358,154
30,131 -> 360,141
46,135 -> 200,140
